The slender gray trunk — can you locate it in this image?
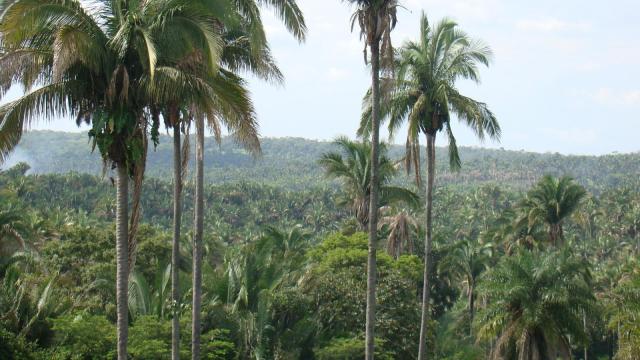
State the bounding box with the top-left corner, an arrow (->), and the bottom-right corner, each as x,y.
468,282 -> 474,336
583,310 -> 588,360
116,163 -> 129,360
191,116 -> 204,360
172,120 -> 182,360
365,40 -> 381,360
418,133 -> 436,360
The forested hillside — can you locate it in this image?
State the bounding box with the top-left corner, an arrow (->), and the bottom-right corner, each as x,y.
1,160 -> 639,359
10,131 -> 640,191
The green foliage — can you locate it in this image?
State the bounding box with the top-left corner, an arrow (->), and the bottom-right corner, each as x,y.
434,300 -> 484,360
309,232 -> 392,270
476,249 -> 596,359
306,232 -> 430,359
87,109 -> 144,172
0,152 -> 639,359
128,316 -> 173,359
607,265 -> 640,360
128,316 -> 236,360
49,314 -> 116,360
314,337 -> 394,360
0,0 -> 634,359
0,326 -> 38,360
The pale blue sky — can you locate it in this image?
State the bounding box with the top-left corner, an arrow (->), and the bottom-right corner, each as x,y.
5,0 -> 640,155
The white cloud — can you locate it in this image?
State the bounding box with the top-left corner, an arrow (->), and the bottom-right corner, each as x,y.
516,18 -> 591,32
591,88 -> 640,106
622,90 -> 640,105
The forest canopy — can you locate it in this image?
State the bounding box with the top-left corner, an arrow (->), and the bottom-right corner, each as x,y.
7,131 -> 640,192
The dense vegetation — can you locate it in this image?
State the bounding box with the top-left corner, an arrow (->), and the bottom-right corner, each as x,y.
0,0 -> 638,359
1,157 -> 639,359
9,131 -> 640,192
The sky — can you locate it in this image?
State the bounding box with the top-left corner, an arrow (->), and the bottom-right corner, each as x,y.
4,0 -> 640,155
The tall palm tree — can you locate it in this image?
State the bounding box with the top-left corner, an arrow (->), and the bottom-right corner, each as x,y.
124,4 -> 267,358
188,3 -> 305,357
518,175 -> 587,247
0,1 -> 223,358
476,250 -> 595,360
189,69 -> 260,360
190,11 -> 295,357
361,13 -> 500,358
342,1 -> 398,356
149,41 -> 263,356
167,106 -> 185,360
319,137 -> 419,230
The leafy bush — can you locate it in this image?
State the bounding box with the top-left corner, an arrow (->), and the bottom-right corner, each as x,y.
129,316 -> 236,360
314,337 -> 393,360
49,313 -> 116,360
307,232 -> 431,358
0,326 -> 38,360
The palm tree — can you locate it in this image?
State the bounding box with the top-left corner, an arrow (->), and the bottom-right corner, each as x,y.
114,4 -> 270,357
0,2 -> 223,358
378,207 -> 420,259
225,225 -> 311,358
190,8 -> 298,356
152,56 -> 262,358
486,208 -> 547,254
179,2 -> 306,356
606,265 -> 640,359
0,251 -> 60,337
128,263 -> 173,320
342,1 -> 399,356
439,238 -> 493,335
476,250 -> 595,360
0,206 -> 29,255
319,137 -> 419,230
361,13 -> 500,358
518,175 -> 587,247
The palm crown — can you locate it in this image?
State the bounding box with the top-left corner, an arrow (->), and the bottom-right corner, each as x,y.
476,250 -> 595,359
518,175 -> 587,246
0,0 -> 226,168
343,0 -> 398,66
319,137 -> 419,229
361,11 -> 501,172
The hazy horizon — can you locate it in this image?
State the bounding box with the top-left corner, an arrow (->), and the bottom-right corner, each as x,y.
3,0 -> 639,156
14,129 -> 640,157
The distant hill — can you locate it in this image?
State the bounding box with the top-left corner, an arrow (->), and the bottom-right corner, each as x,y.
4,130 -> 639,192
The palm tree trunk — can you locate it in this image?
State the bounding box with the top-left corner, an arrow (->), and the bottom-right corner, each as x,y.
172,119 -> 183,360
583,310 -> 588,360
418,133 -> 436,360
191,115 -> 204,360
468,282 -> 474,336
365,40 -> 381,360
550,223 -> 562,247
115,162 -> 129,360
